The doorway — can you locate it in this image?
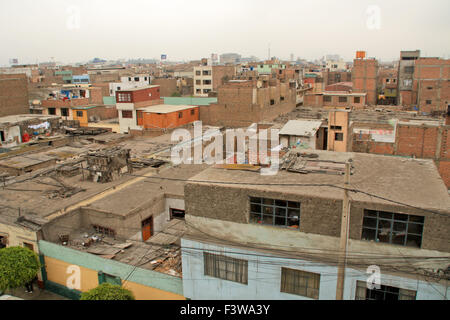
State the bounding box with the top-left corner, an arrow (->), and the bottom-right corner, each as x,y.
141,216 -> 153,241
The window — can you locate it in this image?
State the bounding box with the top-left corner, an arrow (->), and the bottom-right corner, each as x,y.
170,208 -> 185,220
426,100 -> 432,105
204,252 -> 248,284
122,110 -> 133,118
92,225 -> 115,237
76,111 -> 83,117
98,271 -> 121,286
117,86 -> 121,91
48,108 -> 56,115
0,235 -> 8,248
281,268 -> 320,299
23,242 -> 34,251
404,66 -> 414,74
128,77 -> 131,81
134,77 -> 139,81
335,132 -> 344,141
323,96 -> 332,102
403,79 -> 412,86
118,93 -> 131,102
270,99 -> 275,105
203,89 -> 211,94
354,97 -> 361,103
178,112 -> 183,118
203,80 -> 211,85
144,77 -> 148,81
427,86 -> 433,90
330,125 -> 342,130
250,197 -> 300,229
355,281 -> 416,300
190,109 -> 195,115
196,80 -> 201,85
196,71 -> 201,76
361,210 -> 424,248
338,96 -> 347,103
196,89 -> 201,93
386,79 -> 390,83
0,131 -> 5,142
280,96 -> 285,101
61,108 -> 69,117
202,70 -> 211,76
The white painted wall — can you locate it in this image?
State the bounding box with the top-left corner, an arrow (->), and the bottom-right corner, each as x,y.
0,125 -> 21,147
182,239 -> 449,300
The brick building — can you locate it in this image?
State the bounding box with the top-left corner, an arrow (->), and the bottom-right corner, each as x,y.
182,150 -> 450,300
398,50 -> 420,106
199,79 -> 297,127
115,85 -> 162,133
0,74 -> 29,117
352,53 -> 378,105
351,118 -> 450,188
411,57 -> 450,114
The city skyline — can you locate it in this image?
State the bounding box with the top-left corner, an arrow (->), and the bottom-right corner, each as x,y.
1,0 -> 449,66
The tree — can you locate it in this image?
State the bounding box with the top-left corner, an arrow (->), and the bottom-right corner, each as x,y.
171,91 -> 181,97
80,283 -> 135,300
0,246 -> 40,293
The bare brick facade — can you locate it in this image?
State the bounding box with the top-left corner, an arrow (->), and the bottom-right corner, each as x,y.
0,74 -> 29,116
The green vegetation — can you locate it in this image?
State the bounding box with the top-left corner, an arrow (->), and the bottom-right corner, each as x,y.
80,283 -> 135,300
0,246 -> 40,293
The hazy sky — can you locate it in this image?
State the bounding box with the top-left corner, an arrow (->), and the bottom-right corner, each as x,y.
1,0 -> 449,66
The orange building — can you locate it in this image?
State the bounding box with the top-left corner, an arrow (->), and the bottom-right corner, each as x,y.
136,104 -> 199,130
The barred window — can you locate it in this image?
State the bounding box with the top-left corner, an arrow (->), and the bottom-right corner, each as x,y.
361,210 -> 424,248
281,268 -> 320,299
122,110 -> 133,118
250,197 -> 300,230
338,96 -> 347,103
118,93 -> 131,102
323,96 -> 332,102
204,252 -> 248,284
92,225 -> 115,237
355,281 -> 416,300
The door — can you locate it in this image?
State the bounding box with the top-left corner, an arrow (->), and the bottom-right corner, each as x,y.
141,216 -> 153,241
136,110 -> 143,126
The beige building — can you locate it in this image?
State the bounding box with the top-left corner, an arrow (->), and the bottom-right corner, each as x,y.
194,66 -> 213,97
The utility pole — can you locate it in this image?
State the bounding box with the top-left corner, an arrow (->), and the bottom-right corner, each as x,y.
336,160 -> 351,300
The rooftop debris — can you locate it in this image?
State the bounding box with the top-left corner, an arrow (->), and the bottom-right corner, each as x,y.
281,151 -> 350,175
85,147 -> 132,183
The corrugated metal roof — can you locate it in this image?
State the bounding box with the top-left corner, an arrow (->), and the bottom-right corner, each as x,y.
279,120 -> 323,137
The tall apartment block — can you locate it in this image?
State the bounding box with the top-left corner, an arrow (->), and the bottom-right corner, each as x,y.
352,51 -> 378,105
412,57 -> 450,114
398,50 -> 420,106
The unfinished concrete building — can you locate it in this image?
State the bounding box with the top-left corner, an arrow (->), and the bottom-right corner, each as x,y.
182,150 -> 450,300
398,50 -> 420,106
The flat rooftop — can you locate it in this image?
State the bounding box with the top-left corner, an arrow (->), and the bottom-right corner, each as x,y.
0,114 -> 60,126
188,150 -> 450,212
138,104 -> 196,114
279,120 -> 323,136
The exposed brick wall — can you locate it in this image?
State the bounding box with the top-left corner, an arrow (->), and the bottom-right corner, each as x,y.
352,123 -> 450,188
89,87 -> 104,105
212,66 -> 236,90
352,58 -> 378,105
0,74 -> 29,116
151,78 -> 178,97
199,81 -> 296,127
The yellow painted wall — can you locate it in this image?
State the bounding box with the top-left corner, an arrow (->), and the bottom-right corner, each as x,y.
328,110 -> 349,152
72,109 -> 88,126
44,256 -> 99,292
43,256 -> 186,300
123,280 -> 185,300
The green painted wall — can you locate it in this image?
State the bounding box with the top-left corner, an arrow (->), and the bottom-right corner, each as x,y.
163,97 -> 217,106
38,240 -> 183,296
